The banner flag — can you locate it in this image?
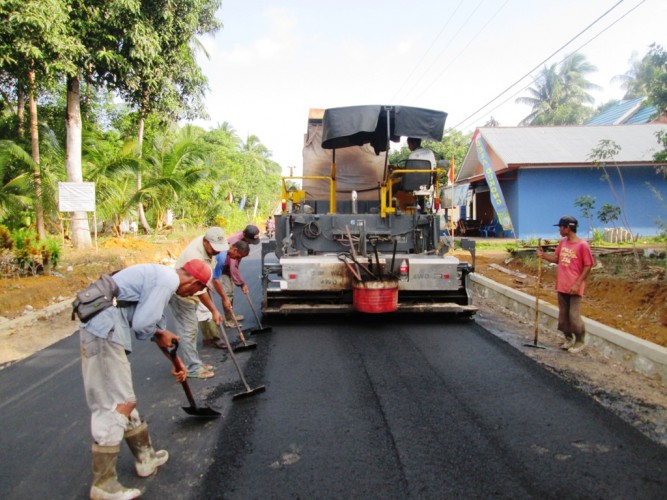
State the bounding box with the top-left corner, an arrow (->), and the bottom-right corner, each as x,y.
473,131 -> 514,234
448,157 -> 455,185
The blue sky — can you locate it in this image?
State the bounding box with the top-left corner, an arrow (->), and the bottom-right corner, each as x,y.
194,0 -> 667,171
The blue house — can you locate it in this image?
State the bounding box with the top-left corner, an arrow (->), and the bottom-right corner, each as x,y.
453,124 -> 667,240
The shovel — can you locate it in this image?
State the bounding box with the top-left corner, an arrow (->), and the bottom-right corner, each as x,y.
159,340 -> 221,418
345,225 -> 377,280
338,253 -> 362,281
524,239 -> 547,350
243,289 -> 273,334
216,323 -> 266,401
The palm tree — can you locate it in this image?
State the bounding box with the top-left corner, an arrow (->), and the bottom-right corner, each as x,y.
517,53 -> 598,125
558,53 -> 598,105
133,126 -> 211,231
0,142 -> 31,220
613,44 -> 667,118
516,64 -> 562,125
242,134 -> 271,159
0,132 -> 64,233
613,49 -> 656,100
82,131 -> 142,236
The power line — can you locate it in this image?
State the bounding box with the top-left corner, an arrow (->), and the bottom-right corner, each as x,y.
390,0 -> 466,102
411,0 -> 511,104
398,0 -> 487,103
450,0 -> 631,130
454,0 -> 647,130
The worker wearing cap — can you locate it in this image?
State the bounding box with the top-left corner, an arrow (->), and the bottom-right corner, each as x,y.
538,215 -> 594,353
170,227 -> 228,379
78,259 -> 211,500
220,225 -> 260,327
200,240 -> 251,346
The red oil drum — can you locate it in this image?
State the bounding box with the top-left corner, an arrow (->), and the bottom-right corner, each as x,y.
352,280 -> 399,313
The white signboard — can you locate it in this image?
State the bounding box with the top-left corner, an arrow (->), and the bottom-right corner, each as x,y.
58,182 -> 96,212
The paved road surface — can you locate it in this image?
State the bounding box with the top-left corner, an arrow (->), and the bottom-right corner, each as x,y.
1,248 -> 665,498
199,314 -> 667,499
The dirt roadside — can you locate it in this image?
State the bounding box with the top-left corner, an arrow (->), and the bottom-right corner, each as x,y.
0,241 -> 665,448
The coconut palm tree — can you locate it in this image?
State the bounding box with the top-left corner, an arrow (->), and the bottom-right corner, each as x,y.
517,53 -> 598,125
82,131 -> 143,236
132,125 -> 211,231
0,142 -> 31,220
516,64 -> 562,125
0,130 -> 65,233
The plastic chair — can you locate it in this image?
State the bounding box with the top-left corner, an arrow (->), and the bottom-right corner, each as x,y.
479,220 -> 497,238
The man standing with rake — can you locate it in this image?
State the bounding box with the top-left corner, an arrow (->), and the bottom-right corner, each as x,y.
538,215 -> 594,353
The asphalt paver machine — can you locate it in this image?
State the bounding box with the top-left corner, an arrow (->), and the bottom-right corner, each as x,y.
260,105 -> 477,316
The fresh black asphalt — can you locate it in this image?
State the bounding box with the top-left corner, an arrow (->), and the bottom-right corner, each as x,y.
0,249 -> 665,499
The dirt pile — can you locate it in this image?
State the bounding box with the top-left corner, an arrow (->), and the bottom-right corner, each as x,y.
0,236 -> 190,320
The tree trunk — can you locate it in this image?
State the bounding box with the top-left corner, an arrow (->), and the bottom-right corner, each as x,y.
137,108 -> 151,234
84,61 -> 93,121
27,65 -> 45,240
17,83 -> 24,139
66,74 -> 92,249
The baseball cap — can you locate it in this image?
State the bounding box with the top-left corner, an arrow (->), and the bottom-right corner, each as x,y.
204,226 -> 229,252
243,225 -> 261,245
554,215 -> 578,228
182,259 -> 211,286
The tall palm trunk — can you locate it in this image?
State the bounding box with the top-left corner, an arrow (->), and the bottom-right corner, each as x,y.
66,74 -> 92,248
17,84 -> 24,139
136,100 -> 151,234
27,63 -> 45,240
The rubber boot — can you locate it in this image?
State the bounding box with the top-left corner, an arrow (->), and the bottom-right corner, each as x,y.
90,443 -> 141,500
124,422 -> 169,478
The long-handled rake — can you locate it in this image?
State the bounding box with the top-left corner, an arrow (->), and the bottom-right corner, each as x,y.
216,323 -> 266,400
243,289 -> 272,334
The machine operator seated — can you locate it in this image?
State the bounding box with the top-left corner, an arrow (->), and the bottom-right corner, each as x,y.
392,137 -> 436,213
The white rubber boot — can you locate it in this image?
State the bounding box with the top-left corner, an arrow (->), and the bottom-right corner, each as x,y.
90,443 -> 141,500
124,422 -> 169,477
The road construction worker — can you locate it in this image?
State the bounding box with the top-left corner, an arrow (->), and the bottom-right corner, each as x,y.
78,259 -> 211,499
221,226 -> 259,327
170,227 -> 228,379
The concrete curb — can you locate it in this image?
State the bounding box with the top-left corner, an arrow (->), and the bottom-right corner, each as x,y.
470,273 -> 667,381
0,297 -> 74,338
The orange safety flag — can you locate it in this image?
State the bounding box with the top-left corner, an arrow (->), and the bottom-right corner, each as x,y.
449,157 -> 456,185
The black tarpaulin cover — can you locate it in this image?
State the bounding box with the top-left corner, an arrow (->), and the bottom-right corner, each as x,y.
321,105 -> 447,153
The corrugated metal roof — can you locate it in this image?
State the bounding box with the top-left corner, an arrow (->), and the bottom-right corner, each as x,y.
586,97 -> 645,125
625,105 -> 659,123
457,124 -> 667,182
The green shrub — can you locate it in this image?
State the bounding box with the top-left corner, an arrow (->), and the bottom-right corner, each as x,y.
11,229 -> 62,276
0,224 -> 12,250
